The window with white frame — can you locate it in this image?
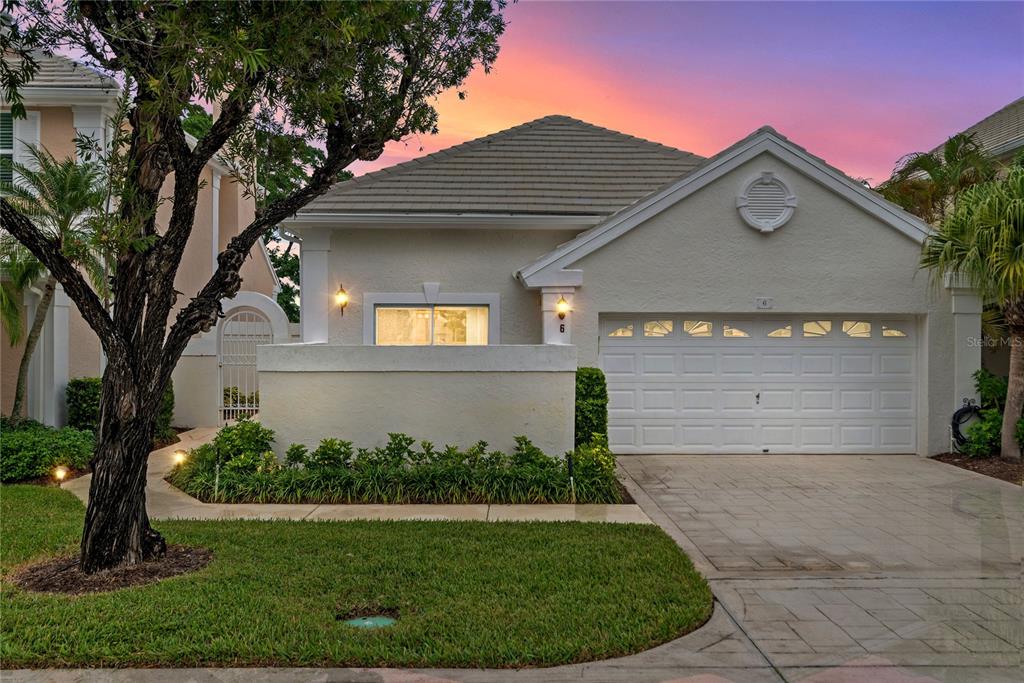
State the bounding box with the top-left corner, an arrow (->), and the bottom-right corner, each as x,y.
0,112 -> 13,189
375,305 -> 489,345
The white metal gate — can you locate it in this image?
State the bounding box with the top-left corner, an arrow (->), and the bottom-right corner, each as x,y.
219,309 -> 273,424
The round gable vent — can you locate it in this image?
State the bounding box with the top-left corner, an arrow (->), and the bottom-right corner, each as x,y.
736,172 -> 797,233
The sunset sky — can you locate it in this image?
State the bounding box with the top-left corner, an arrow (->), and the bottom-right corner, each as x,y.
352,0 -> 1024,185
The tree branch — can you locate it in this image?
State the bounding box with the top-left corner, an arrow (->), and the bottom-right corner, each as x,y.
1,198 -> 118,352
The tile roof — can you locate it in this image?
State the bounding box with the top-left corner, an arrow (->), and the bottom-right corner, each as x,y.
3,51 -> 118,91
940,96 -> 1024,159
300,115 -> 704,217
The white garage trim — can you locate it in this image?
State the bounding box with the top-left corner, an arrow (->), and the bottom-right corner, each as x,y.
600,314 -> 919,454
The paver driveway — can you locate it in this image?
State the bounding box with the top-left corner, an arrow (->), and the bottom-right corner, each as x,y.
620,454 -> 1023,682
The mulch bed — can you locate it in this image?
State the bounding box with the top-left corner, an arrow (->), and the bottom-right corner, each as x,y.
932,453 -> 1023,486
10,544 -> 212,595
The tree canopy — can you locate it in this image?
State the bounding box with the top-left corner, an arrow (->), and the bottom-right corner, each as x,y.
1,0 -> 507,572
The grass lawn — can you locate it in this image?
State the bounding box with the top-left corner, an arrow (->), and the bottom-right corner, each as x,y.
0,485 -> 712,669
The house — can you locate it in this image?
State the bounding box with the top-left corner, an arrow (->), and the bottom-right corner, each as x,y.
938,95 -> 1023,167
1,53 -> 288,428
262,115 -> 980,457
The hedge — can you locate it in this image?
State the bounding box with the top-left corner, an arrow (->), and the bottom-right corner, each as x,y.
66,377 -> 175,443
167,418 -> 621,505
575,367 -> 608,447
0,417 -> 94,483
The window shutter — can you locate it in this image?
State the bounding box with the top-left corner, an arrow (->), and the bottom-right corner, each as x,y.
12,110 -> 41,183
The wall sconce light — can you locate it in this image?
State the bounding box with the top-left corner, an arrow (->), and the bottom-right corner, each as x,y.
53,465 -> 68,482
556,295 -> 571,320
335,284 -> 350,315
173,450 -> 188,466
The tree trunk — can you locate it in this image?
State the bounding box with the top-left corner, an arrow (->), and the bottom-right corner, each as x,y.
1000,330 -> 1024,462
10,275 -> 57,419
79,359 -> 167,573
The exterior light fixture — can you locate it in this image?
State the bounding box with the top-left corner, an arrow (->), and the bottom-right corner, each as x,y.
335,284 -> 350,315
173,450 -> 188,466
555,295 -> 571,320
53,466 -> 68,482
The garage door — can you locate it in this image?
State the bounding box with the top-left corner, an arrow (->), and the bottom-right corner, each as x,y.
599,315 -> 917,454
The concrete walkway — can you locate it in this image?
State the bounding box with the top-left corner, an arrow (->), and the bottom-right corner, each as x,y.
20,452 -> 1021,682
61,428 -> 652,524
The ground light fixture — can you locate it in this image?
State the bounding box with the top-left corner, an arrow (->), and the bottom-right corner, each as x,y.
53,466 -> 68,482
173,450 -> 188,466
556,295 -> 571,320
335,284 -> 350,315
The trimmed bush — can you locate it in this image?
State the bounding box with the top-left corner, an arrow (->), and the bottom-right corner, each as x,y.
65,376 -> 175,443
65,377 -> 103,432
575,367 -> 608,447
0,420 -> 94,482
168,424 -> 622,505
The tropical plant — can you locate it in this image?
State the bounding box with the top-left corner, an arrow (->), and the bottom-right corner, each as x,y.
921,165 -> 1024,460
2,1 -> 506,573
168,429 -> 621,505
880,133 -> 996,224
1,146 -> 105,419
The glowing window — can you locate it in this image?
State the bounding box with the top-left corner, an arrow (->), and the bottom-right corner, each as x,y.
767,324 -> 792,338
803,320 -> 832,337
608,323 -> 634,337
376,306 -> 488,345
882,324 -> 908,337
644,320 -> 673,337
723,323 -> 750,338
842,321 -> 872,338
682,320 -> 713,337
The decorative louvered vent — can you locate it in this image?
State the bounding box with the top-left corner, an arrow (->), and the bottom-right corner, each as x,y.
736,172 -> 797,233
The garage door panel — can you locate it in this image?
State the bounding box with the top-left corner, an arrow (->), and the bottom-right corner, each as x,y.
762,353 -> 796,375
642,353 -> 676,375
640,389 -> 676,411
681,353 -> 716,375
880,353 -> 914,376
839,354 -> 874,376
600,315 -> 917,454
801,354 -> 835,376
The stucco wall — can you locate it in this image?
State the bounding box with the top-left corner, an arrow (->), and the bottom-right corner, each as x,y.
324,229 -> 575,345
258,344 -> 577,456
171,355 -> 220,428
567,152 -> 954,455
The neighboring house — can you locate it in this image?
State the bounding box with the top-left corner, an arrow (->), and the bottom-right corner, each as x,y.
1,53 -> 288,428
262,115 -> 980,457
938,95 -> 1024,166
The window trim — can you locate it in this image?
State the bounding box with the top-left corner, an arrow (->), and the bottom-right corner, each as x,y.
363,291 -> 500,345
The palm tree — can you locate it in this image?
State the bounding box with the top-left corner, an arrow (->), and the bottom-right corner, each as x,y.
921,165 -> 1024,461
880,133 -> 996,224
1,146 -> 105,419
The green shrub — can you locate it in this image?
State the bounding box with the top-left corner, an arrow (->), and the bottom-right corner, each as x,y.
168,427 -> 621,505
65,376 -> 175,443
575,367 -> 608,447
973,368 -> 1008,410
962,408 -> 1002,457
0,422 -> 94,482
65,377 -> 102,432
212,416 -> 275,459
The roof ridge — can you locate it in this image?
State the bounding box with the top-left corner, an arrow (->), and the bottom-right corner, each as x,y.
328,114 -> 703,195
540,114 -> 701,160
